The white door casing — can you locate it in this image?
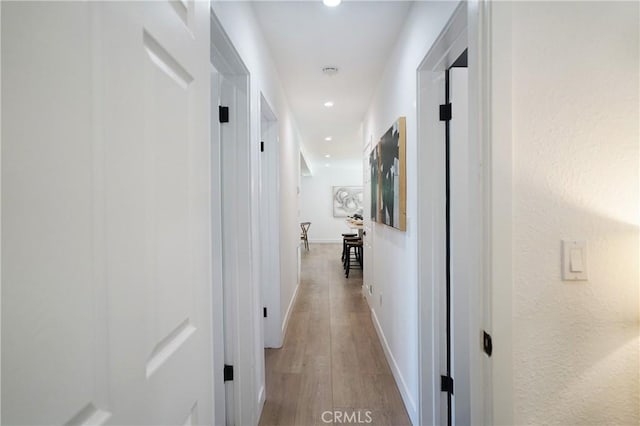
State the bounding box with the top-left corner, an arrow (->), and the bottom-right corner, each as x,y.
259,95 -> 282,349
2,1 -> 215,424
417,2 -> 490,425
210,10 -> 259,425
219,69 -> 240,426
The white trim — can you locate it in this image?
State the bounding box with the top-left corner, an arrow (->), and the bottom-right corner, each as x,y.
1,3 -> 4,420
370,308 -> 418,425
416,2 -> 492,425
281,283 -> 300,337
308,239 -> 342,244
484,2 -> 513,424
257,385 -> 265,411
256,385 -> 266,426
416,58 -> 446,425
210,9 -> 259,426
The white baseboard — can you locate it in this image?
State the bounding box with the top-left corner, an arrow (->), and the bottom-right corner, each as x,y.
281,283 -> 300,339
370,308 -> 418,425
257,384 -> 265,414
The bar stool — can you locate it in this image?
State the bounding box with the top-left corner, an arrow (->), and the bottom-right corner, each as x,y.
342,236 -> 360,264
344,239 -> 363,278
341,233 -> 358,261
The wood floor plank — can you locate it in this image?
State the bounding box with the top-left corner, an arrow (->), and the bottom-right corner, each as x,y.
259,243 -> 411,426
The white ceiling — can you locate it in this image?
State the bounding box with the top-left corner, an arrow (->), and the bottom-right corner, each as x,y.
252,1 -> 412,170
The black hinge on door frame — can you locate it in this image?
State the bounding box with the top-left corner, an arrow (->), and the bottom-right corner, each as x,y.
439,103 -> 452,121
219,106 -> 229,123
263,307 -> 267,318
440,375 -> 454,394
223,364 -> 234,382
260,141 -> 265,152
483,331 -> 493,357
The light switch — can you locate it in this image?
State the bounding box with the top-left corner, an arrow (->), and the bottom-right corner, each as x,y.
569,248 -> 584,272
563,240 -> 588,281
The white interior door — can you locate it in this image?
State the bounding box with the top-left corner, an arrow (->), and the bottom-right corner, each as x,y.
434,71 -> 449,426
450,67 -> 470,425
2,4 -> 108,423
101,3 -> 213,423
2,2 -> 215,424
417,67 -> 448,426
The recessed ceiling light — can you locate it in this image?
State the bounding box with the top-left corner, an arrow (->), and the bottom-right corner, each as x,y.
325,136 -> 332,141
323,0 -> 341,7
322,67 -> 339,76
324,101 -> 334,108
325,154 -> 331,158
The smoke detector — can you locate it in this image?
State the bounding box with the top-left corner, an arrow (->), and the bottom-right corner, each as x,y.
322,67 -> 339,76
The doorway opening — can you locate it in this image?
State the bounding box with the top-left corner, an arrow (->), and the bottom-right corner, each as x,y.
416,2 -> 488,425
259,94 -> 282,350
444,51 -> 470,426
210,10 -> 261,426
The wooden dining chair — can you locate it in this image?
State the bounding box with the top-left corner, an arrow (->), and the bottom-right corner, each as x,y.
300,222 -> 311,251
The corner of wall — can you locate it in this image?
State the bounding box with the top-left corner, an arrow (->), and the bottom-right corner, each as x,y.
487,0 -> 515,423
280,281 -> 300,344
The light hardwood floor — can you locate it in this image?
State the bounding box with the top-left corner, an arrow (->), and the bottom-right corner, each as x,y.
259,244 -> 411,426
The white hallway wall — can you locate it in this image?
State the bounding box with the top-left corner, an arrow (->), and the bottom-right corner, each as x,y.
491,1 -> 640,424
361,2 -> 458,424
300,165 -> 363,243
211,1 -> 303,422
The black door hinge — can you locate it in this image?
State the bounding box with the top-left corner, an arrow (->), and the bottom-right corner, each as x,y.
263,307 -> 267,318
224,364 -> 233,382
440,375 -> 454,394
483,331 -> 493,357
260,141 -> 265,152
439,103 -> 452,121
219,106 -> 229,123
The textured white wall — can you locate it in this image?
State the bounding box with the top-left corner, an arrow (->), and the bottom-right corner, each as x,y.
362,2 -> 458,423
300,166 -> 363,243
501,2 -> 640,424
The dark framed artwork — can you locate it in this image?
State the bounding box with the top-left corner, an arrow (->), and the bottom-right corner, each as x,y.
378,117 -> 406,231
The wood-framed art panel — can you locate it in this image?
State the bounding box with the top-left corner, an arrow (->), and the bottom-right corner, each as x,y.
378,117 -> 406,231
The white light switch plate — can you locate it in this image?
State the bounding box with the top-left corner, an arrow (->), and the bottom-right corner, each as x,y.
562,240 -> 588,281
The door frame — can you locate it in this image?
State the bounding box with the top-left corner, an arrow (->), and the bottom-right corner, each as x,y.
1,3 -> 4,421
210,10 -> 257,426
259,94 -> 282,349
416,1 -> 493,424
